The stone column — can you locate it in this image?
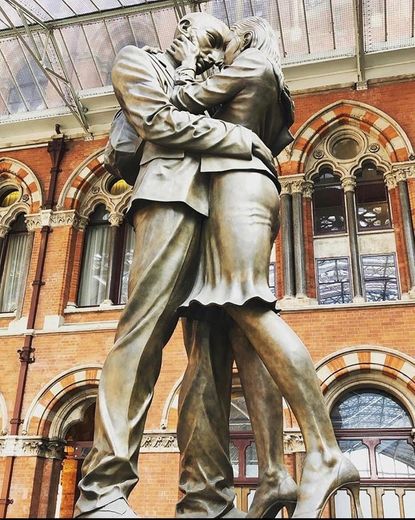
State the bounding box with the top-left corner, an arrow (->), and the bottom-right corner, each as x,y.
395,168 -> 415,295
291,180 -> 307,298
280,182 -> 295,298
341,175 -> 364,302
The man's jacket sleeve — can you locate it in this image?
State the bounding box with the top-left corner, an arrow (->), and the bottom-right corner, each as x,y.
111,46 -> 253,159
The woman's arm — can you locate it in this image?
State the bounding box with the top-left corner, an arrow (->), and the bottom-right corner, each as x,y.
171,51 -> 260,114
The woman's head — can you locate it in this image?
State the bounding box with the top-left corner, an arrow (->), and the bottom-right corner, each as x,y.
224,16 -> 281,66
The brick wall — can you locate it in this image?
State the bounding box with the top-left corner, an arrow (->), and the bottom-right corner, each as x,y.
0,78 -> 414,517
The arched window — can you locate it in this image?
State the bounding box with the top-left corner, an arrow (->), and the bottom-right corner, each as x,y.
330,388 -> 415,518
355,162 -> 391,232
0,213 -> 29,312
312,167 -> 346,235
77,204 -> 135,307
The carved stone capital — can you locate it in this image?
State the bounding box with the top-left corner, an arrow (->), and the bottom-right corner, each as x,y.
384,171 -> 398,190
50,210 -> 88,230
0,224 -> 10,238
279,181 -> 292,196
140,432 -> 178,452
290,180 -> 304,195
0,436 -> 65,459
283,431 -> 305,453
341,175 -> 356,193
25,214 -> 42,231
395,167 -> 408,183
108,212 -> 124,227
302,180 -> 314,199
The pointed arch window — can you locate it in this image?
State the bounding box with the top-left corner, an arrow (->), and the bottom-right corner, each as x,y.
0,213 -> 30,313
77,204 -> 134,307
312,167 -> 347,235
355,162 -> 391,231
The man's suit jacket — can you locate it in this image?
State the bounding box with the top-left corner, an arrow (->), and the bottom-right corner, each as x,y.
111,46 -> 255,218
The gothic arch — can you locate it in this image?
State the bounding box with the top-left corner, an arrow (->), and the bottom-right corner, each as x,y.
316,346 -> 415,419
57,149 -> 131,218
290,101 -> 414,173
0,157 -> 43,216
23,365 -> 102,437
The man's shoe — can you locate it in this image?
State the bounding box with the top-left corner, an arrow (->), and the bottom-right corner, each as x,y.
76,498 -> 138,518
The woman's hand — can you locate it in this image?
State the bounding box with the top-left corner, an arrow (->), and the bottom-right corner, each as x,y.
170,34 -> 199,69
251,134 -> 277,176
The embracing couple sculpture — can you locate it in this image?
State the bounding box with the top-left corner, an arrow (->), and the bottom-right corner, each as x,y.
74,13 -> 361,519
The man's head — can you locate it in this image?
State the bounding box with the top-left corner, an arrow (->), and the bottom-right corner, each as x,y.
173,13 -> 229,73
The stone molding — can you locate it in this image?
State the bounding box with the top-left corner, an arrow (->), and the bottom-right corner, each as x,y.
0,436 -> 65,459
0,224 -> 9,238
385,163 -> 415,190
25,209 -> 88,231
138,431 -> 305,454
340,175 -> 356,193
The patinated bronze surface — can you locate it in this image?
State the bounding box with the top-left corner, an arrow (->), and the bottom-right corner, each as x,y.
74,13 -> 361,520
74,13 -> 294,520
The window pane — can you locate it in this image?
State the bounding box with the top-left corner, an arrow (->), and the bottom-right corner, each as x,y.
382,490 -> 401,518
356,163 -> 391,231
339,440 -> 371,478
376,440 -> 415,479
268,262 -> 276,295
229,442 -> 239,478
119,225 -> 135,305
331,389 -> 412,429
403,490 -> 415,518
334,489 -> 353,518
361,254 -> 399,302
245,442 -> 259,478
229,396 -> 251,431
312,170 -> 346,235
78,221 -> 113,306
0,230 -> 28,312
317,258 -> 352,305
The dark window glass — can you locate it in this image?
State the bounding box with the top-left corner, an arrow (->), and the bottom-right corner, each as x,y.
331,137 -> 361,160
361,254 -> 399,302
317,257 -> 352,304
331,389 -> 412,429
355,162 -> 391,231
312,169 -> 346,235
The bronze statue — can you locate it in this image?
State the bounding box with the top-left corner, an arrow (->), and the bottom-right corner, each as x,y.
171,16 -> 362,519
74,13 -> 294,519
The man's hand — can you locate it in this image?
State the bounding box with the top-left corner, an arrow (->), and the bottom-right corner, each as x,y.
170,34 -> 199,69
252,134 -> 277,176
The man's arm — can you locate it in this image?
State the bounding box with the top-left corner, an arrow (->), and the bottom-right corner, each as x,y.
111,46 -> 252,159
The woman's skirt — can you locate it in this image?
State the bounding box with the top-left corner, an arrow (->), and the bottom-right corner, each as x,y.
181,170 -> 280,313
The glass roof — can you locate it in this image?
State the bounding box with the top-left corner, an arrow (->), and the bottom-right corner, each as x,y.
0,0 -> 414,119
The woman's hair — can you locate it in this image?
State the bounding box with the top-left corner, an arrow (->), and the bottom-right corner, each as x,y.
230,16 -> 281,69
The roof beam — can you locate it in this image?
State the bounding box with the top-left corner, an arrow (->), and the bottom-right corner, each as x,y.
0,1 -> 90,132
352,0 -> 367,89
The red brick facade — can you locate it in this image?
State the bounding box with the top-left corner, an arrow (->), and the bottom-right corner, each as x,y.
0,79 -> 414,518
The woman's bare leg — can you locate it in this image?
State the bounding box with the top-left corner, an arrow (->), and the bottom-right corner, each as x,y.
226,304 -> 359,517
229,322 -> 297,517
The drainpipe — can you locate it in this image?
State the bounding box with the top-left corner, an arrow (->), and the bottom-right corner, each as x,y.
0,132 -> 67,518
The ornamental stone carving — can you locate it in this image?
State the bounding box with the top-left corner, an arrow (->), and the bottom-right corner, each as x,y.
302,180 -> 314,199
283,431 -> 305,454
0,224 -> 9,238
384,171 -> 398,190
340,175 -> 356,193
108,212 -> 124,227
0,436 -> 65,459
290,180 -> 305,195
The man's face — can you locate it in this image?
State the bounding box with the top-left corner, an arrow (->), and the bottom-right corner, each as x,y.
190,26 -> 227,73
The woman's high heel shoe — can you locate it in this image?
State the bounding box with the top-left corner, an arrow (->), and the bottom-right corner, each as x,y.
292,455 -> 363,519
247,474 -> 297,518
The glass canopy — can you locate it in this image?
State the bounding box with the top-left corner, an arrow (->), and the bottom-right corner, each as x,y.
0,0 -> 414,119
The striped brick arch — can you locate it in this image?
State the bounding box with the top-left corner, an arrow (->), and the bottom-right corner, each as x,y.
23,365 -> 101,436
290,101 -> 413,173
0,157 -> 42,213
58,150 -> 106,211
316,346 -> 415,396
